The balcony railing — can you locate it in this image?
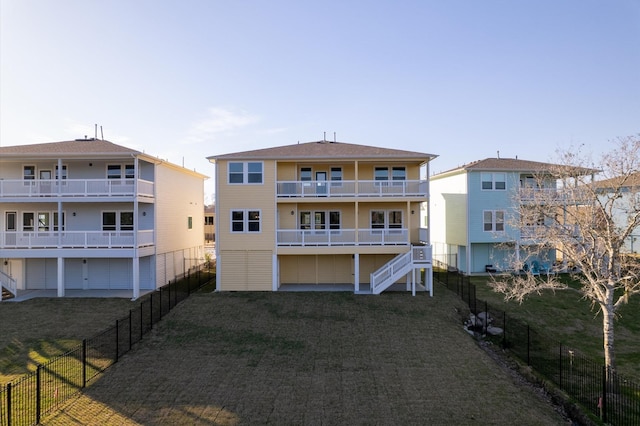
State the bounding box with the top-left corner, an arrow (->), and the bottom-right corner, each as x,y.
1,230 -> 154,249
277,180 -> 428,198
277,228 -> 409,247
0,179 -> 154,198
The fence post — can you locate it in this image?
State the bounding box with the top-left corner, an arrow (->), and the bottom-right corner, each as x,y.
82,339 -> 87,388
7,382 -> 11,426
140,303 -> 143,340
159,287 -> 163,320
115,319 -> 119,363
36,365 -> 41,425
129,310 -> 132,351
559,343 -> 562,390
150,295 -> 154,329
484,300 -> 488,335
601,365 -> 607,423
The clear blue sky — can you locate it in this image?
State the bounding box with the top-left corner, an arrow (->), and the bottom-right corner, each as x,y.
2,0 -> 639,202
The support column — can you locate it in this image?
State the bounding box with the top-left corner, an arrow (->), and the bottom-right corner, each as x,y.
272,253 -> 278,291
57,257 -> 64,297
132,257 -> 140,300
353,253 -> 359,293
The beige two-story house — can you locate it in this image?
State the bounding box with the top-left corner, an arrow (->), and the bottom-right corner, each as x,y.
208,139 -> 437,294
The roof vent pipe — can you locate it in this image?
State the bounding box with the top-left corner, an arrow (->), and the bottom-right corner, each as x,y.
333,132 -> 336,143
323,131 -> 326,142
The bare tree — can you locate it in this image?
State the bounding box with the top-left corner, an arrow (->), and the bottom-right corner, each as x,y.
489,135 -> 640,373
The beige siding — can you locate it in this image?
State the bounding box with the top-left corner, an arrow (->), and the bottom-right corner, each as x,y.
220,250 -> 273,291
216,160 -> 276,251
279,254 -> 352,284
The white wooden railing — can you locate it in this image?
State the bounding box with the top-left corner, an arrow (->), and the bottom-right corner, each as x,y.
0,270 -> 17,301
370,245 -> 432,295
277,228 -> 409,246
277,180 -> 428,198
1,230 -> 154,249
0,179 -> 154,198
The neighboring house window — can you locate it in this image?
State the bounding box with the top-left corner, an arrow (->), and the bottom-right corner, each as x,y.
107,165 -> 122,179
481,173 -> 506,190
374,167 -> 389,181
53,212 -> 65,231
38,212 -> 50,231
125,164 -> 135,179
392,167 -> 406,181
23,166 -> 35,180
330,167 -> 342,185
55,165 -> 67,180
6,212 -> 17,231
204,216 -> 214,225
484,210 -> 505,232
102,211 -> 134,231
228,162 -> 263,184
187,216 -> 193,230
231,209 -> 261,232
23,212 -> 34,231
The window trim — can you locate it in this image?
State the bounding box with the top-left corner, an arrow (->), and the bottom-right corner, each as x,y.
230,209 -> 262,233
481,172 -> 506,191
483,210 -> 505,232
228,161 -> 264,185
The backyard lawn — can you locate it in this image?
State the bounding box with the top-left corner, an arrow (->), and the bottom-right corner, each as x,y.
470,273 -> 640,382
31,286 -> 571,425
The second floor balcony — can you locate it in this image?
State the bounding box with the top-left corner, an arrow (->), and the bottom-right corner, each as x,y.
277,228 -> 409,247
277,180 -> 428,198
1,230 -> 154,249
0,179 -> 154,199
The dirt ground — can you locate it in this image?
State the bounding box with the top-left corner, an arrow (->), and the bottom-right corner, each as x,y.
42,288 -> 571,425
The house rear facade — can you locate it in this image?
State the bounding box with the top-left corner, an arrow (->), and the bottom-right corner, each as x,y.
0,139 -> 207,300
208,140 -> 436,294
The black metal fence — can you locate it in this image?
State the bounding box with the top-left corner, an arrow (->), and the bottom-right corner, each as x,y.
435,268 -> 640,425
0,267 -> 214,426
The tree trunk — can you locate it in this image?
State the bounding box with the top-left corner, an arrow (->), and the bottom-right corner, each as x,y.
602,302 -> 616,374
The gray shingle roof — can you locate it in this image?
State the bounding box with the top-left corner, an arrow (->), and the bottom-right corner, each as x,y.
0,139 -> 140,157
208,140 -> 437,162
433,157 -> 596,178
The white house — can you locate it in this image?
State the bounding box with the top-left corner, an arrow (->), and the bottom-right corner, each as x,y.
0,139 -> 207,300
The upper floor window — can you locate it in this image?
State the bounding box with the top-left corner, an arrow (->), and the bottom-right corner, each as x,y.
204,216 -> 214,225
300,167 -> 312,182
481,173 -> 506,190
125,164 -> 135,179
392,167 -> 406,181
55,165 -> 67,180
23,166 -> 35,180
102,211 -> 134,231
375,166 -> 406,182
374,167 -> 389,181
300,210 -> 340,231
231,209 -> 261,232
229,162 -> 263,184
107,165 -> 122,179
330,167 -> 342,182
483,210 -> 505,232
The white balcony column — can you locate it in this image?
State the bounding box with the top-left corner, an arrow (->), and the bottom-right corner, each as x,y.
57,257 -> 64,297
132,256 -> 140,300
272,253 -> 278,291
353,253 -> 359,293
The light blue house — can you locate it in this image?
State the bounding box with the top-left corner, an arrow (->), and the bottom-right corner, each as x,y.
430,157 -> 563,274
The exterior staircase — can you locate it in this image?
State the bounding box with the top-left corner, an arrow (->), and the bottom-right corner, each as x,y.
370,245 -> 432,295
0,271 -> 17,301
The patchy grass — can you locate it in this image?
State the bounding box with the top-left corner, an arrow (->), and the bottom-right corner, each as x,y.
38,287 -> 571,425
474,274 -> 640,381
0,298 -> 139,384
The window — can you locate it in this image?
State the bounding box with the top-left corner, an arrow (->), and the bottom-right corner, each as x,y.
389,211 -> 403,229
231,209 -> 261,233
300,210 -> 340,231
38,212 -> 50,231
329,211 -> 341,230
55,165 -> 67,180
187,216 -> 193,230
23,212 -> 34,231
6,212 -> 16,231
23,166 -> 35,180
107,165 -> 122,179
484,210 -> 505,232
204,216 -> 214,225
330,167 -> 342,185
314,212 -> 326,230
481,173 -> 506,190
300,167 -> 312,181
371,210 -> 403,230
374,167 -> 389,181
299,211 -> 311,230
125,164 -> 135,179
103,212 -> 117,231
371,211 -> 386,229
392,167 -> 406,181
121,212 -> 134,231
53,212 -> 65,231
228,162 -> 263,184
